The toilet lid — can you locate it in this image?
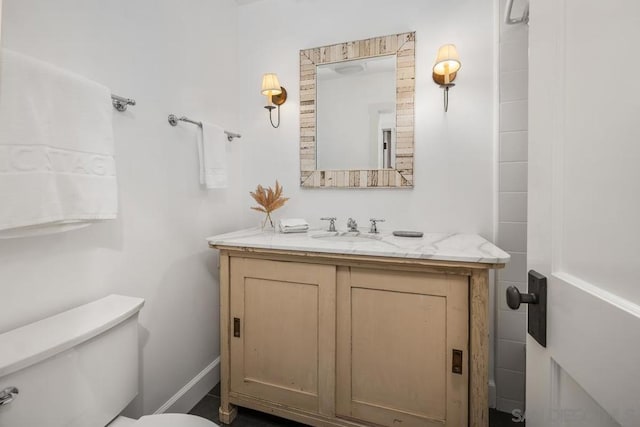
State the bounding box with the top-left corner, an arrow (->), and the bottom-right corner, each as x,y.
135,414 -> 218,427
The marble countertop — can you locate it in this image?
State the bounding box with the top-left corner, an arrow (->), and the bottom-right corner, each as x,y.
207,228 -> 510,265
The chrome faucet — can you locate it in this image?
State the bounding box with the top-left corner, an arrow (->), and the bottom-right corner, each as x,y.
347,218 -> 358,232
320,217 -> 337,232
368,218 -> 385,234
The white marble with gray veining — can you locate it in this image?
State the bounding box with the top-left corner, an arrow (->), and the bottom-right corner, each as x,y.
207,228 -> 510,264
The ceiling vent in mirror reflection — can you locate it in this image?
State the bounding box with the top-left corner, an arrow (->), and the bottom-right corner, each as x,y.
334,63 -> 365,75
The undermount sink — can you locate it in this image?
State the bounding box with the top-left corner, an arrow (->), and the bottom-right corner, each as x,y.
311,231 -> 383,243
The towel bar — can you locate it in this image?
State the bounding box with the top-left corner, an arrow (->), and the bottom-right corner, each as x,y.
168,114 -> 241,142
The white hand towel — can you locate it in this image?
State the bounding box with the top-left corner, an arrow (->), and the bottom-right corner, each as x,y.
0,49 -> 117,238
198,122 -> 227,189
279,218 -> 310,233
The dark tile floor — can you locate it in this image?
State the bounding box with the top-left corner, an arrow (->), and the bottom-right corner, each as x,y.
189,384 -> 524,427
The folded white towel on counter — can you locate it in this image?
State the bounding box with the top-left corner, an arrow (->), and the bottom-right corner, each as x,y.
198,122 -> 227,189
0,49 -> 117,238
279,218 -> 309,233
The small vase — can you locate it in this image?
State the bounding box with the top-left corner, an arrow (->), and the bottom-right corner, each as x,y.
261,212 -> 275,231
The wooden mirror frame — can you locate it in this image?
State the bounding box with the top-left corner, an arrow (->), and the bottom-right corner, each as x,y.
0,0 -> 3,48
299,32 -> 415,188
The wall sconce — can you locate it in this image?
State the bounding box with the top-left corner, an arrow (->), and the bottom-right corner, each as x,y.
432,44 -> 461,112
261,73 -> 287,128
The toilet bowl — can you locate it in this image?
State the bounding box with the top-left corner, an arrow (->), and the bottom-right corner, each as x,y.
0,295 -> 218,427
111,414 -> 217,426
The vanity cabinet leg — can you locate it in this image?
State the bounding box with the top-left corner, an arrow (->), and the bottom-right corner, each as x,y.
218,250 -> 237,424
470,269 -> 489,427
219,403 -> 237,425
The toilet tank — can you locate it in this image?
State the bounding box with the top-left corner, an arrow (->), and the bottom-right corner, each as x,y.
0,295 -> 145,427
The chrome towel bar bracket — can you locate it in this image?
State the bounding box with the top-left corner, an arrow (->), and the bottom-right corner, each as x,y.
0,386 -> 19,407
111,94 -> 136,112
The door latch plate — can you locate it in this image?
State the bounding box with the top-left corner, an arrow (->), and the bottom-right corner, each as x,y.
528,270 -> 547,347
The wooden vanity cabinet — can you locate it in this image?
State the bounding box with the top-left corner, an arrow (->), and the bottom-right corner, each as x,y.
216,249 -> 495,427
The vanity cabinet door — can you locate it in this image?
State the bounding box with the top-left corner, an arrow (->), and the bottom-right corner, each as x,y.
336,267 -> 469,427
229,257 -> 336,414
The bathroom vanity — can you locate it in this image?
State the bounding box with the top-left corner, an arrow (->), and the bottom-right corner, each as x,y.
208,229 -> 509,427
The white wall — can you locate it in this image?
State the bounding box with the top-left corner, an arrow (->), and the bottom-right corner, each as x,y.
237,0 -> 497,400
495,0 -> 529,414
237,0 -> 496,237
0,0 -> 241,416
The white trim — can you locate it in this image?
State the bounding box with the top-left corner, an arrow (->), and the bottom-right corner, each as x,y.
488,379 -> 497,408
0,0 -> 3,48
547,274 -> 640,426
490,0 -> 501,408
154,357 -> 221,415
554,272 -> 640,319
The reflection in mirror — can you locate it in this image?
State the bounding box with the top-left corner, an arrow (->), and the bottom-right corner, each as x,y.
299,32 -> 415,188
316,56 -> 396,170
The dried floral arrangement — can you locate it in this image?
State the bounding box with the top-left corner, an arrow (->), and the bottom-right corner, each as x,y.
250,180 -> 290,230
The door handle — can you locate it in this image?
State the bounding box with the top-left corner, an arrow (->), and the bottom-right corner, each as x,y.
506,286 -> 538,309
505,270 -> 547,347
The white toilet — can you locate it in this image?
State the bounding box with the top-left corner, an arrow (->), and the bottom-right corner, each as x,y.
0,295 -> 218,427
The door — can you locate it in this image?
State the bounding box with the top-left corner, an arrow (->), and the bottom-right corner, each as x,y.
382,128 -> 392,168
229,257 -> 336,414
527,1 -> 640,426
336,267 -> 468,427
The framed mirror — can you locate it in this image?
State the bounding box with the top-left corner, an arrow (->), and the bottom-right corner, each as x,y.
300,32 -> 415,188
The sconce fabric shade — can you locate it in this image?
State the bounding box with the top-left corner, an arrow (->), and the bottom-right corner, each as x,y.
433,44 -> 461,76
261,73 -> 283,96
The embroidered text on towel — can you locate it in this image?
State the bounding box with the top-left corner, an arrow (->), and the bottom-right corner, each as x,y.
0,145 -> 115,176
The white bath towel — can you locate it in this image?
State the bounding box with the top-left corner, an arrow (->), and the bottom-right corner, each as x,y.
279,218 -> 309,233
0,49 -> 117,238
198,122 -> 227,189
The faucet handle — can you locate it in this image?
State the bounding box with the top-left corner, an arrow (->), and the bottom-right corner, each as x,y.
368,218 -> 385,234
320,217 -> 337,232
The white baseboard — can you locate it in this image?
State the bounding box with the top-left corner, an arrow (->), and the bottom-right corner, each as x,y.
488,379 -> 497,408
154,357 -> 220,415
